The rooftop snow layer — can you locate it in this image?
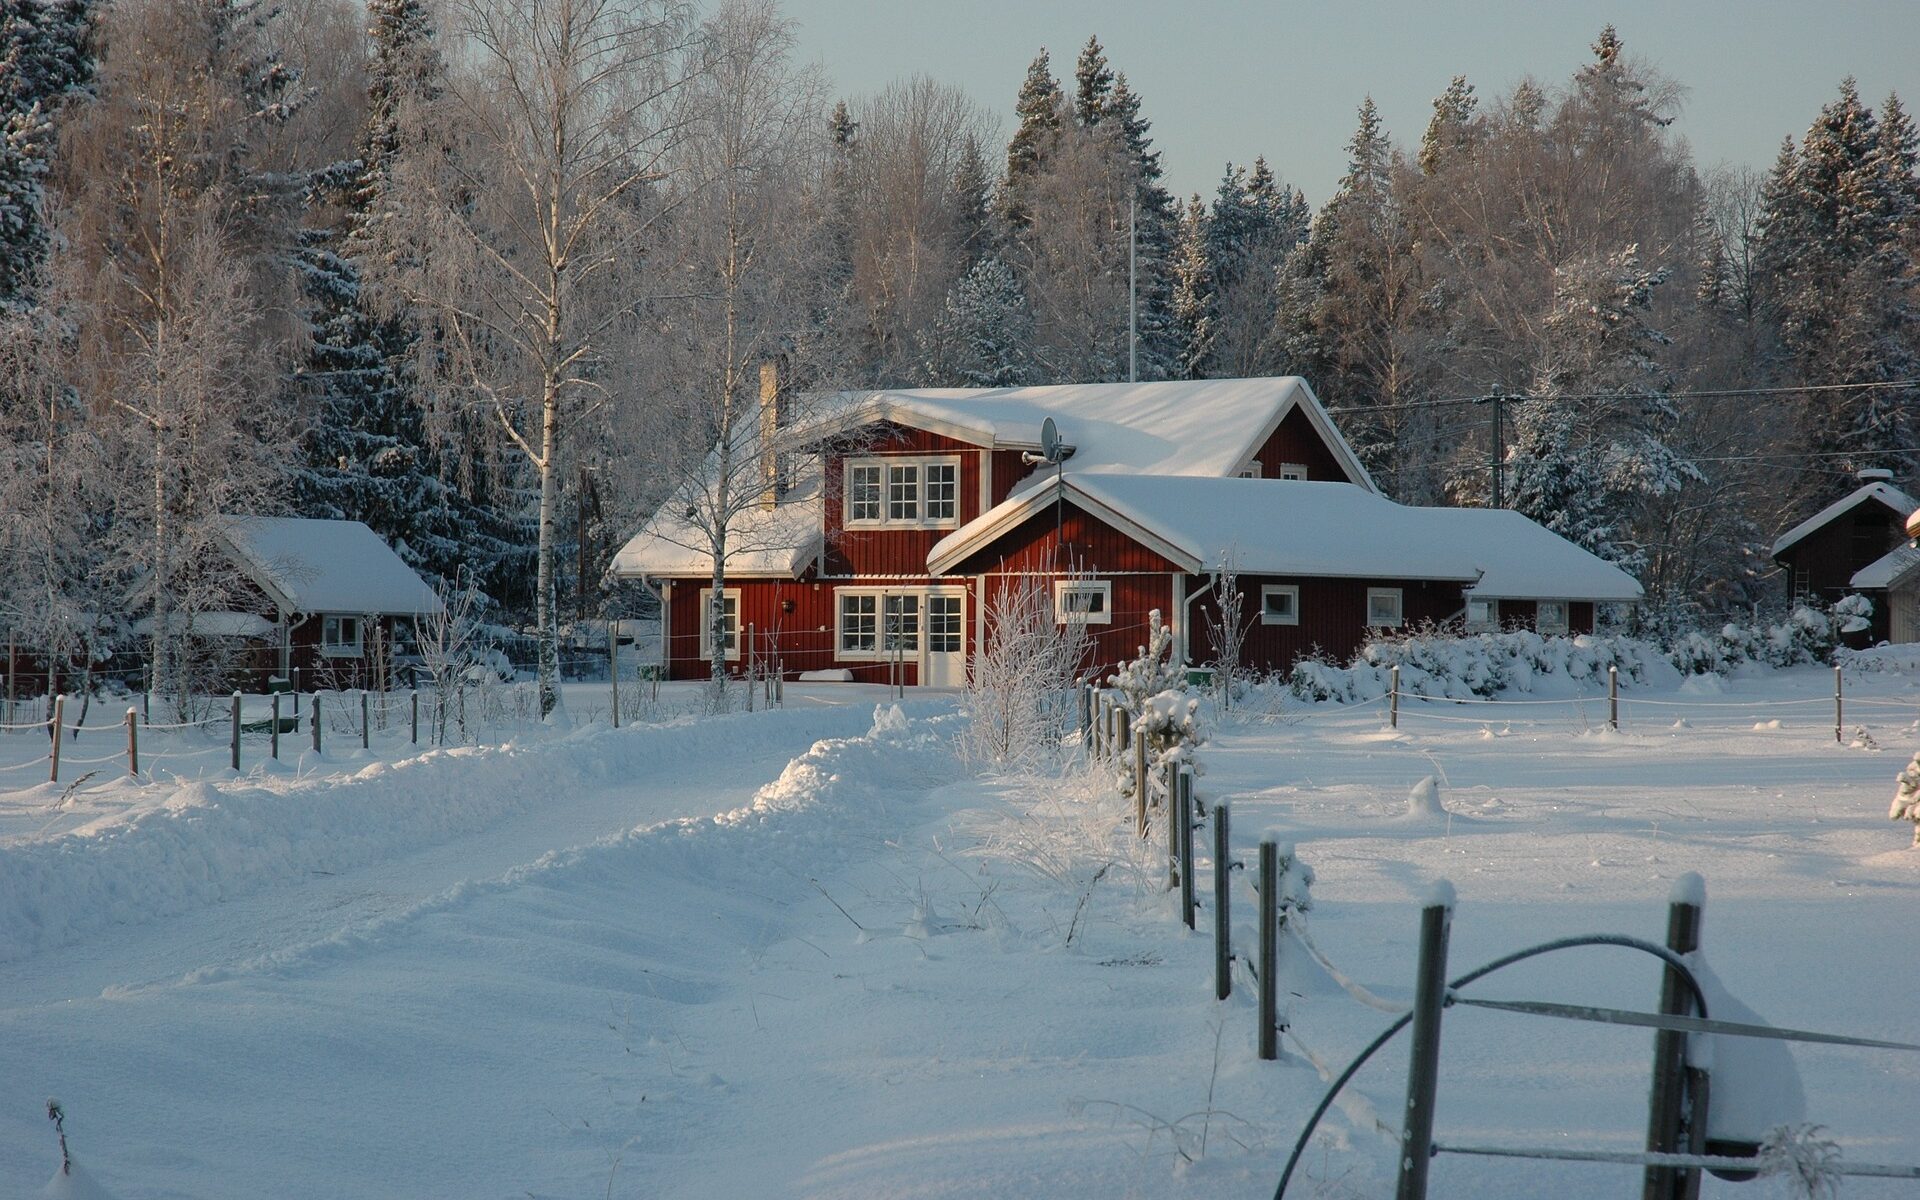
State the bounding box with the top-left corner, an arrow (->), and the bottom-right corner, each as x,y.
219,516 -> 445,617
1771,481 -> 1919,557
931,475 -> 1644,601
1852,541 -> 1920,590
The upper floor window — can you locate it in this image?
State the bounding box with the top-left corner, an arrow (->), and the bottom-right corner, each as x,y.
1278,462 -> 1308,481
845,457 -> 961,528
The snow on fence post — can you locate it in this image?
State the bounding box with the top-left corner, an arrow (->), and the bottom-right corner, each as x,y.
1394,885 -> 1455,1200
230,691 -> 241,771
271,693 -> 281,760
1213,801 -> 1232,1001
1643,874 -> 1708,1200
49,695 -> 65,783
1390,665 -> 1401,729
1609,666 -> 1620,731
411,691 -> 419,745
1178,769 -> 1197,930
361,691 -> 370,750
311,693 -> 323,755
1258,838 -> 1280,1061
1835,665 -> 1844,743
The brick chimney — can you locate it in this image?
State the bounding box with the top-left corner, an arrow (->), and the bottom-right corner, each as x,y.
759,356 -> 791,510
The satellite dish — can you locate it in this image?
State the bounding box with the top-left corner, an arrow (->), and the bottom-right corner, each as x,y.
1040,417 -> 1061,463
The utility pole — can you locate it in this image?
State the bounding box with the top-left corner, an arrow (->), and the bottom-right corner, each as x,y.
1473,390 -> 1507,508
1127,191 -> 1138,384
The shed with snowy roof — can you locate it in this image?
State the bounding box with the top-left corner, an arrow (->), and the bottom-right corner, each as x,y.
214,516 -> 445,683
612,376 -> 1645,684
1772,473 -> 1919,644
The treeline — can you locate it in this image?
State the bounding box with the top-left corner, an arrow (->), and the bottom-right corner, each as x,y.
0,1 -> 1915,707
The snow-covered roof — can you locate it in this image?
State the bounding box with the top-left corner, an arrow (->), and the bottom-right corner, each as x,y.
130,611 -> 277,640
928,476 -> 1644,602
217,517 -> 445,617
1771,482 -> 1919,558
1852,542 -> 1920,590
610,483 -> 824,580
839,377 -> 1374,487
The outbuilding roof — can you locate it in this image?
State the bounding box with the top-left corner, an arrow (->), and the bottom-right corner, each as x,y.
928,475 -> 1644,602
217,516 -> 445,617
1852,542 -> 1920,591
1771,481 -> 1919,558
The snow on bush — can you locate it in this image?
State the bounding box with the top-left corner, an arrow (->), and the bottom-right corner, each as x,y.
1832,592 -> 1873,635
963,574 -> 1091,770
1106,610 -> 1204,795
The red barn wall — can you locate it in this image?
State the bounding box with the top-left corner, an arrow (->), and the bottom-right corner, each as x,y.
1189,574 -> 1467,670
1252,407 -> 1350,482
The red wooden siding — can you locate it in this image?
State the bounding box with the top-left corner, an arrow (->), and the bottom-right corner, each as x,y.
1774,501 -> 1904,642
945,499 -> 1184,576
1188,574 -> 1467,670
1252,407 -> 1350,482
821,422 -> 995,578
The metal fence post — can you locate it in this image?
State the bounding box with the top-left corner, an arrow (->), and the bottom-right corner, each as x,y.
361,691 -> 370,749
1643,877 -> 1707,1200
1178,769 -> 1197,930
1165,756 -> 1180,890
1390,665 -> 1401,729
1258,838 -> 1280,1060
49,695 -> 64,783
411,691 -> 419,745
312,692 -> 323,754
271,692 -> 281,760
1394,889 -> 1455,1200
1609,665 -> 1620,731
1834,664 -> 1843,743
230,691 -> 241,771
125,707 -> 138,777
1213,800 -> 1232,1000
609,617 -> 620,729
1133,725 -> 1148,839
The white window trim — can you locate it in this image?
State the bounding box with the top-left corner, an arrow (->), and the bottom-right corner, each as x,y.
1536,599 -> 1570,636
1366,587 -> 1404,629
320,614 -> 364,659
1277,462 -> 1309,481
1259,584 -> 1300,626
836,588 -> 924,659
1054,579 -> 1113,625
843,455 -> 964,530
1238,461 -> 1262,479
1465,598 -> 1498,631
698,587 -> 741,662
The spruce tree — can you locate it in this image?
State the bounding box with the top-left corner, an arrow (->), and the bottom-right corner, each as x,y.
1072,35 -> 1114,127
949,133 -> 994,273
1000,51 -> 1062,229
0,0 -> 92,307
920,256 -> 1035,388
1168,195 -> 1214,379
1417,75 -> 1477,175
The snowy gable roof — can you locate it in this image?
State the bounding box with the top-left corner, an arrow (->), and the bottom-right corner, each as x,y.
610,484 -> 823,580
929,475 -> 1644,602
1852,542 -> 1920,591
846,377 -> 1375,487
1771,482 -> 1919,558
218,517 -> 445,617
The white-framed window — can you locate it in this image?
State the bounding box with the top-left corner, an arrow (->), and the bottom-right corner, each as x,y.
1278,462 -> 1309,481
320,614 -> 364,658
844,457 -> 963,528
836,590 -> 921,657
1466,599 -> 1498,631
1536,600 -> 1569,635
1366,587 -> 1403,628
698,588 -> 741,661
1239,461 -> 1263,479
1054,580 -> 1113,624
1260,584 -> 1300,626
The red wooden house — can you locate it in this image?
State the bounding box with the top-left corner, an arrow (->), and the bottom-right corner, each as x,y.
1772,472 -> 1919,644
612,378 -> 1644,686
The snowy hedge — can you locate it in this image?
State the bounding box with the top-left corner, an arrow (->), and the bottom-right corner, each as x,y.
1287,604 -> 1846,703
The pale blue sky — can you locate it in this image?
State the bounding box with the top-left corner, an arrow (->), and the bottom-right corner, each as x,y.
781,0 -> 1920,205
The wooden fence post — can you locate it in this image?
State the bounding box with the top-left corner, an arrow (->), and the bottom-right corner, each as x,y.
1258,838 -> 1280,1061
1394,888 -> 1455,1200
1178,768 -> 1197,930
1133,726 -> 1148,839
1165,756 -> 1180,890
49,695 -> 64,783
1213,800 -> 1232,1000
1390,665 -> 1401,729
311,693 -> 323,754
1834,664 -> 1843,743
411,691 -> 419,745
125,707 -> 138,777
1078,685 -> 1091,750
745,622 -> 756,713
361,691 -> 370,749
609,617 -> 620,729
271,693 -> 281,760
230,691 -> 241,771
1609,665 -> 1620,731
1643,876 -> 1707,1200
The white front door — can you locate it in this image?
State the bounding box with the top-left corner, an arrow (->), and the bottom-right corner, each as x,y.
922,591 -> 967,687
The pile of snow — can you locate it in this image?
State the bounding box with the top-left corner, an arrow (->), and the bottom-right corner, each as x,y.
1837,642 -> 1920,673
1288,629 -> 1676,702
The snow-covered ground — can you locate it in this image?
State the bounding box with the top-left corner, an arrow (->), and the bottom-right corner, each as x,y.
4,665 -> 1918,1197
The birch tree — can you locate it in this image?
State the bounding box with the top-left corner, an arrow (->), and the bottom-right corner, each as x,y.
406,0 -> 697,716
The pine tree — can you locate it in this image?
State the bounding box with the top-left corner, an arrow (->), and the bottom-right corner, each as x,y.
1417,75 -> 1477,175
999,50 -> 1062,229
0,0 -> 92,308
921,256 -> 1036,387
1072,35 -> 1113,127
1168,195 -> 1214,378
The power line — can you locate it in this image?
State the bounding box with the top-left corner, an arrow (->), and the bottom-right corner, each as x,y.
1321,378 -> 1920,417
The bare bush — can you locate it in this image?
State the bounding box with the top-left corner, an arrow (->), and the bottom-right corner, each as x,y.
962,573 -> 1092,770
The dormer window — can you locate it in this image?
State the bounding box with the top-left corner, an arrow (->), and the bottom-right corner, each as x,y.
845,457 -> 961,529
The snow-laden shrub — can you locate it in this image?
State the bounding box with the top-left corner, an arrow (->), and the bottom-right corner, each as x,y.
1892,752 -> 1920,847
1289,625 -> 1667,702
964,575 -> 1093,770
1106,610 -> 1204,796
1833,592 -> 1872,635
